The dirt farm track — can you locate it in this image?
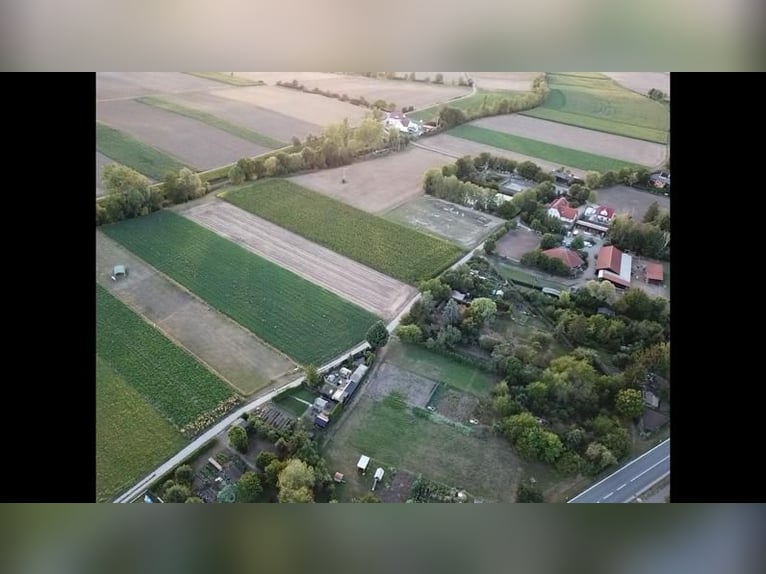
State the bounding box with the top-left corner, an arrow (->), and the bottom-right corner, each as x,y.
177,198 -> 417,321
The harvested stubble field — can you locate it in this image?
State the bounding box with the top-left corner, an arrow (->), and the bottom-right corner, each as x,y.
101,210 -> 378,365
97,99 -> 265,170
448,124 -> 641,173
289,146 -> 453,214
221,180 -> 464,284
470,72 -> 539,91
415,133 -> 587,177
472,115 -> 666,167
96,122 -> 188,180
97,356 -> 185,502
292,75 -> 470,111
179,199 -> 416,321
96,284 -> 235,427
520,73 -> 669,144
96,231 -> 297,395
385,195 -> 505,249
214,85 -> 368,127
155,90 -> 321,143
96,72 -> 225,101
601,73 -> 670,98
595,184 -> 669,217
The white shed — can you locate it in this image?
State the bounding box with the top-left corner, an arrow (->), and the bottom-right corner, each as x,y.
374,467 -> 384,481
357,455 -> 370,473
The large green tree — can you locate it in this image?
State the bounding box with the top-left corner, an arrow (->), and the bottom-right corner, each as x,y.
174,464 -> 193,486
615,388 -> 644,419
236,471 -> 263,502
228,425 -> 248,453
366,321 -> 390,350
278,459 -> 316,503
164,484 -> 190,503
396,324 -> 423,343
467,297 -> 497,325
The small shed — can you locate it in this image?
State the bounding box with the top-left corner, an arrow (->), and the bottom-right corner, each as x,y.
350,364 -> 368,384
339,367 -> 352,379
208,457 -> 223,472
111,264 -> 128,281
646,263 -> 664,285
357,455 -> 370,473
319,383 -> 336,399
333,472 -> 345,483
332,388 -> 345,402
371,467 -> 385,491
451,290 -> 467,303
313,397 -> 329,412
314,413 -> 330,428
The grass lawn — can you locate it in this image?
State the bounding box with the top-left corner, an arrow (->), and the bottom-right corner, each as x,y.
185,72 -> 265,87
96,356 -> 186,502
387,341 -> 498,397
101,210 -> 378,365
97,284 -> 235,427
221,180 -> 464,284
96,122 -> 189,180
521,73 -> 669,144
273,386 -> 316,417
136,97 -> 286,149
488,256 -> 571,291
449,124 -> 642,172
410,90 -> 535,122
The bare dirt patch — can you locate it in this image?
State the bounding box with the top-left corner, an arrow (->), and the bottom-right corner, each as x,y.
430,386 -> 480,422
472,115 -> 667,166
294,75 -> 470,111
496,227 -> 542,261
160,91 -> 322,143
362,362 -> 439,407
386,195 -> 505,249
96,72 -> 226,101
177,198 -> 417,321
289,146 -> 452,214
601,73 -> 670,97
415,134 -> 587,177
595,184 -> 669,218
214,85 -> 368,127
96,231 -> 298,395
96,152 -> 114,197
97,100 -> 267,170
470,72 -> 539,91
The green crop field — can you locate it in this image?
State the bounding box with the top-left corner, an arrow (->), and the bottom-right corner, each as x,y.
97,284 -> 235,427
221,180 -> 463,283
136,97 -> 286,149
101,211 -> 378,365
96,356 -> 185,502
96,122 -> 189,180
521,73 -> 669,144
387,341 -> 499,397
448,125 -> 641,172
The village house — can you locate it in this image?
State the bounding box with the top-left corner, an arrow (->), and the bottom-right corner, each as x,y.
574,204 -> 616,236
547,197 -> 579,226
383,112 -> 423,135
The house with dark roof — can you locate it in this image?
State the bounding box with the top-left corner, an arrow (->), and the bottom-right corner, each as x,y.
547,197 -> 579,225
550,168 -> 584,187
595,245 -> 632,289
542,247 -> 584,271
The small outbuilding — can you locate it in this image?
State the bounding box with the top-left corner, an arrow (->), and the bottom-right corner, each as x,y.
314,413 -> 330,428
350,364 -> 368,384
357,455 -> 370,474
646,262 -> 664,285
111,264 -> 128,281
313,397 -> 329,412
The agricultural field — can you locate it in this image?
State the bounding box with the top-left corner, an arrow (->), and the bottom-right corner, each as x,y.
448,125 -> 642,173
470,73 -> 539,91
385,195 -> 506,249
136,96 -> 286,149
101,210 -> 379,365
178,199 -> 416,321
213,85 -> 368,127
393,72 -> 470,85
595,184 -> 669,218
221,180 -> 464,284
96,356 -> 185,502
96,284 -> 235,427
96,72 -> 225,101
415,132 -> 587,177
601,73 -> 670,98
520,73 -> 669,144
290,74 -> 470,111
96,231 -> 298,395
153,90 -> 321,143
96,122 -> 188,180
289,146 -> 452,214
96,152 -> 116,196
472,115 -> 667,168
410,89 -> 533,122
97,99 -> 263,170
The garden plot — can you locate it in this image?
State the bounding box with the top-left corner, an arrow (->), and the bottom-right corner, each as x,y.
472,115 -> 667,167
214,85 -> 368,127
97,231 -> 297,395
178,199 -> 417,321
157,90 -> 321,143
385,195 -> 505,249
96,72 -> 225,101
290,146 -> 452,214
97,99 -> 266,170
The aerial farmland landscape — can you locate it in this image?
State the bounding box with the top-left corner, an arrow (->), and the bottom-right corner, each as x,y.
96,72 -> 670,504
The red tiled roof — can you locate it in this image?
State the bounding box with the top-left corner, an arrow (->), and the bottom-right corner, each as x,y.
646,262 -> 664,282
599,270 -> 631,288
543,247 -> 584,269
549,197 -> 578,220
596,245 -> 622,273
596,206 -> 615,219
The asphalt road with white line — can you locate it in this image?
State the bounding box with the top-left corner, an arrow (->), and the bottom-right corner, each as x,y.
568,438 -> 670,503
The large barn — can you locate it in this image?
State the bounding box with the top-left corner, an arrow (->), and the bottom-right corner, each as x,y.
595,245 -> 632,289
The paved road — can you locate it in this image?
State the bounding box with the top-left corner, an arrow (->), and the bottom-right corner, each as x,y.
568,438 -> 670,503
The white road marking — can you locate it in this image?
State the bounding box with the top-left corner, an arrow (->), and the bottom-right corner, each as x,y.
630,455 -> 670,482
603,492 -> 614,500
616,483 -> 627,491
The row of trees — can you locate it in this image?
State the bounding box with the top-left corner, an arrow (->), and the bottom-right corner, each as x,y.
520,249 -> 574,277
277,79 -> 398,112
606,214 -> 670,260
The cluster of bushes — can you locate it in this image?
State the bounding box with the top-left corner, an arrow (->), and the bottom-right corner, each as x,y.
607,212 -> 670,260
277,79 -> 397,112
520,250 -> 572,277
423,169 -> 499,212
409,475 -> 468,502
357,72 -> 462,86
